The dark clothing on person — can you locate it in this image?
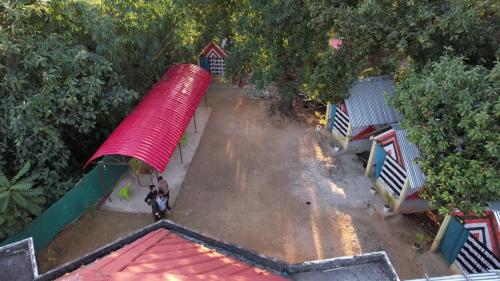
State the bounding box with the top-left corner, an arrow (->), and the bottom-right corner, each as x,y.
159,210 -> 166,219
144,191 -> 156,205
150,200 -> 161,222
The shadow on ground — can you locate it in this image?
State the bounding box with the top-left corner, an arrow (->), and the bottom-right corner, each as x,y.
169,84 -> 451,280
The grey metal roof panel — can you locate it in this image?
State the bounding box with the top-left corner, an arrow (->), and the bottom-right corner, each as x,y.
406,271 -> 500,281
345,76 -> 402,128
393,126 -> 426,190
487,201 -> 500,211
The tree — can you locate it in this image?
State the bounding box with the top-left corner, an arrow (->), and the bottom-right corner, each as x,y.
305,47 -> 363,103
46,0 -> 201,93
391,56 -> 500,215
0,162 -> 45,239
226,0 -> 320,87
0,0 -> 204,240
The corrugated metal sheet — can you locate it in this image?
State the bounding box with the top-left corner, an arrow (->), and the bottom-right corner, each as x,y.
58,228 -> 287,281
84,64 -> 212,172
345,76 -> 402,128
393,124 -> 426,191
406,271 -> 500,281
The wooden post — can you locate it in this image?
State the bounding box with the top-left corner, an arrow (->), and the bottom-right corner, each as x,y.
344,123 -> 352,150
395,179 -> 410,211
178,143 -> 184,164
193,111 -> 198,133
325,102 -> 331,129
431,214 -> 452,252
365,139 -> 377,176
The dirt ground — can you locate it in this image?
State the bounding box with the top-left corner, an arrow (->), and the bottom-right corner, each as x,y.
38,84 -> 451,279
169,84 -> 451,279
37,210 -> 152,273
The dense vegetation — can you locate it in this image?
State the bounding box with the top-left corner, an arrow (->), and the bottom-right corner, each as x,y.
0,0 -> 498,240
0,0 -> 201,240
225,0 -> 499,215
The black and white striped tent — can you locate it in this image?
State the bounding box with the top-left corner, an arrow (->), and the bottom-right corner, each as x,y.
373,124 -> 426,200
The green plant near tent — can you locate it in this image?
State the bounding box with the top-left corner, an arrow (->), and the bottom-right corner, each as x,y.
0,162 -> 45,213
117,181 -> 132,200
179,134 -> 188,147
0,162 -> 45,239
129,158 -> 142,174
129,158 -> 153,175
383,191 -> 395,206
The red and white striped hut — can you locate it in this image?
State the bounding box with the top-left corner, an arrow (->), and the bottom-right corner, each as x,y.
365,123 -> 429,213
200,42 -> 227,76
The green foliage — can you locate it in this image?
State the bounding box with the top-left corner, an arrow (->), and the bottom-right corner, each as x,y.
182,0 -> 237,51
392,56 -> 500,215
117,181 -> 131,200
305,47 -> 362,103
383,191 -> 395,206
0,0 -> 201,241
414,232 -> 431,245
226,0 -> 320,88
47,0 -> 200,92
227,0 -> 498,102
129,158 -> 142,174
179,134 -> 188,147
225,0 -> 499,215
0,162 -> 45,239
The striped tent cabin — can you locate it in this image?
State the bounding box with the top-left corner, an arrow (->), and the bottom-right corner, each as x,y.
435,204 -> 500,276
365,124 -> 428,213
200,42 -> 227,77
325,76 -> 402,149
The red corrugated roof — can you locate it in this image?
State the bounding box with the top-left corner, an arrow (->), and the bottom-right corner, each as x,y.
84,64 -> 212,172
57,229 -> 287,281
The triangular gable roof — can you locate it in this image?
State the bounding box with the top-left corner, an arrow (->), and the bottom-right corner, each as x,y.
56,228 -> 285,281
345,76 -> 402,128
200,42 -> 227,58
36,220 -> 399,281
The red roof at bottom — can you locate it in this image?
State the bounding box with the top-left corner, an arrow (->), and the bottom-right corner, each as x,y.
58,229 -> 287,281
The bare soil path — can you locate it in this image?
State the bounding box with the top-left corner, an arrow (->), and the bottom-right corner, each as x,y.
170,84 -> 451,279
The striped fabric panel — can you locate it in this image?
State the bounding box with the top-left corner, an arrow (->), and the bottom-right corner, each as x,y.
333,108 -> 349,136
379,155 -> 407,197
456,235 -> 500,274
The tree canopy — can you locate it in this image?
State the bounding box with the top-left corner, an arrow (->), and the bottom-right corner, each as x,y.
225,0 -> 499,214
0,0 -> 499,240
392,57 -> 500,215
0,0 -> 202,240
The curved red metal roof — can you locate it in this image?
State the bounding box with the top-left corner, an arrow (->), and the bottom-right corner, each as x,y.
84,64 -> 212,172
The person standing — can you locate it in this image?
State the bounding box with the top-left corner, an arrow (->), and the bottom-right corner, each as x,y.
157,177 -> 169,196
157,176 -> 171,210
150,193 -> 161,222
144,185 -> 157,205
156,190 -> 168,219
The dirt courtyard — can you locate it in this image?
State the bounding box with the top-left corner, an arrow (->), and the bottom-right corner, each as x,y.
169,84 -> 450,279
38,84 -> 450,279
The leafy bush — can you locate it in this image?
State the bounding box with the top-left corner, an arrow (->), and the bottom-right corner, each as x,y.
392,56 -> 500,215
0,163 -> 45,239
0,0 -> 201,240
